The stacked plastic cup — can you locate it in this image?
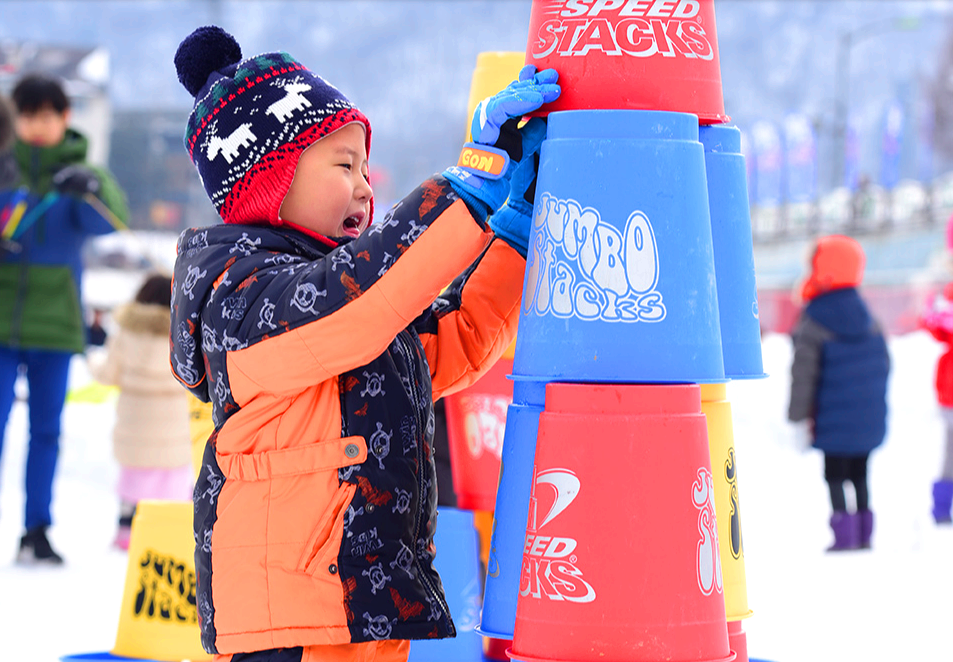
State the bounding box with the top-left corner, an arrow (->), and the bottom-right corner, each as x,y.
409,508 -> 484,662
476,1 -> 769,661
699,125 -> 765,379
701,384 -> 754,660
509,383 -> 733,662
479,380 -> 548,642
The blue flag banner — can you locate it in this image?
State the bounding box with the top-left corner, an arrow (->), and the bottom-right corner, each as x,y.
918,97 -> 934,183
751,120 -> 782,205
881,102 -> 903,190
784,113 -> 817,203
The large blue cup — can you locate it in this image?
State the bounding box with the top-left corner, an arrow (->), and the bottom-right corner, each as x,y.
477,379 -> 547,640
409,507 -> 483,661
699,124 -> 765,379
514,110 -> 725,383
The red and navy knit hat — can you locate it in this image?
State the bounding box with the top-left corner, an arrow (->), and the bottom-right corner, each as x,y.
174,26 -> 372,226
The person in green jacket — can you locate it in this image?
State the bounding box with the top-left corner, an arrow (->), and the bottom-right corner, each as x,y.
0,73 -> 129,564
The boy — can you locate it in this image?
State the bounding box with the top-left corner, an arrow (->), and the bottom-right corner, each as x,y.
0,73 -> 129,564
171,26 -> 558,662
788,235 -> 890,551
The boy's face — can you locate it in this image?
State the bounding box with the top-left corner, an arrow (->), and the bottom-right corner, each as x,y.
279,122 -> 372,239
15,106 -> 70,147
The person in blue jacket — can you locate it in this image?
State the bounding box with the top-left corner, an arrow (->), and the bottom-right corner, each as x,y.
0,73 -> 129,564
788,235 -> 890,552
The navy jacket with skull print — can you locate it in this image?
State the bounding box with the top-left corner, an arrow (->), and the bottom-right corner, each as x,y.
170,176 -> 524,654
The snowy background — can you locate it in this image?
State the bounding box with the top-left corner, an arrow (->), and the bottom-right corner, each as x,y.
1,262 -> 952,662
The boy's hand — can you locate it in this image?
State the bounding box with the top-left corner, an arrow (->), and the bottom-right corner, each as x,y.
489,117 -> 546,258
470,65 -> 560,157
444,66 -> 560,222
52,165 -> 101,197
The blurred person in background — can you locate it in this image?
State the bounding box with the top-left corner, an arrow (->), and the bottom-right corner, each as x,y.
88,273 -> 192,550
0,73 -> 129,564
788,235 -> 890,552
86,307 -> 109,347
0,92 -> 16,190
918,214 -> 953,524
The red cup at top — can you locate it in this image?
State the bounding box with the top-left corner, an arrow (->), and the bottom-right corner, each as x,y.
524,0 -> 729,123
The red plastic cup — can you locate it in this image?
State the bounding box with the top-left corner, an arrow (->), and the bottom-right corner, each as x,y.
509,383 -> 734,662
444,358 -> 513,511
485,636 -> 514,661
524,0 -> 729,123
727,620 -> 749,662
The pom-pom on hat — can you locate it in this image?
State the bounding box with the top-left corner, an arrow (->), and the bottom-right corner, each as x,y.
174,26 -> 371,226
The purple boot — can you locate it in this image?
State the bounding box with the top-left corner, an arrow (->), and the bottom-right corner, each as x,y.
827,511 -> 860,552
858,510 -> 874,549
932,480 -> 953,524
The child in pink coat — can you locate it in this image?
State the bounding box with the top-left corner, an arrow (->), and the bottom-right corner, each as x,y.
89,273 -> 193,548
921,264 -> 953,524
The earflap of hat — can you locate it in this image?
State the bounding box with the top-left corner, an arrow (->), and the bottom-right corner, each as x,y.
223,110 -> 373,227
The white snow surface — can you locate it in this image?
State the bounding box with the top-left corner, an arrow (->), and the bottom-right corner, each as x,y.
1,270 -> 951,661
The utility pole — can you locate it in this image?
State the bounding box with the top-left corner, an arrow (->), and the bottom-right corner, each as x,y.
831,16 -> 920,191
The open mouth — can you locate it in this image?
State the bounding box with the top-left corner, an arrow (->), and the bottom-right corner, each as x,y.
343,216 -> 362,235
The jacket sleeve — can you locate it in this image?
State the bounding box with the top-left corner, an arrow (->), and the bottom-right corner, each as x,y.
72,165 -> 129,235
921,293 -> 953,344
788,314 -> 830,422
224,177 -> 494,402
415,237 -> 524,401
87,334 -> 122,386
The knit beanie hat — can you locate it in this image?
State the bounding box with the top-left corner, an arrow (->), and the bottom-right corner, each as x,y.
174,26 -> 372,226
798,234 -> 866,303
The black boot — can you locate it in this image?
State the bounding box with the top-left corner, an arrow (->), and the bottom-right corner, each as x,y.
17,526 -> 64,565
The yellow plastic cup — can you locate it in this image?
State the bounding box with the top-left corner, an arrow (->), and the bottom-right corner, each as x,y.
465,53 -> 523,363
188,394 -> 214,480
700,383 -> 753,622
112,500 -> 211,661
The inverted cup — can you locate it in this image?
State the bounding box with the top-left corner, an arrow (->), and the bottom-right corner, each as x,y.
700,383 -> 753,622
478,380 -> 548,640
699,125 -> 765,379
524,0 -> 728,123
112,500 -> 210,662
510,383 -> 733,662
409,508 -> 483,661
515,110 -> 724,383
445,358 -> 512,511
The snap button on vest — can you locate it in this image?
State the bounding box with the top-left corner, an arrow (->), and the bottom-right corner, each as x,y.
344,443 -> 360,458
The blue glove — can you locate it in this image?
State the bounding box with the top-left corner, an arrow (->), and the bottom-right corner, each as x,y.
444,65 -> 560,222
489,117 -> 547,258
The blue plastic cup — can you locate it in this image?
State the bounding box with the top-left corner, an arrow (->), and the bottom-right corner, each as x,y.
477,379 -> 547,640
699,124 -> 766,379
409,507 -> 483,661
514,110 -> 725,383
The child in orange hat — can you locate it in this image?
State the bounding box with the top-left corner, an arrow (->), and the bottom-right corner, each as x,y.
788,235 -> 890,551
